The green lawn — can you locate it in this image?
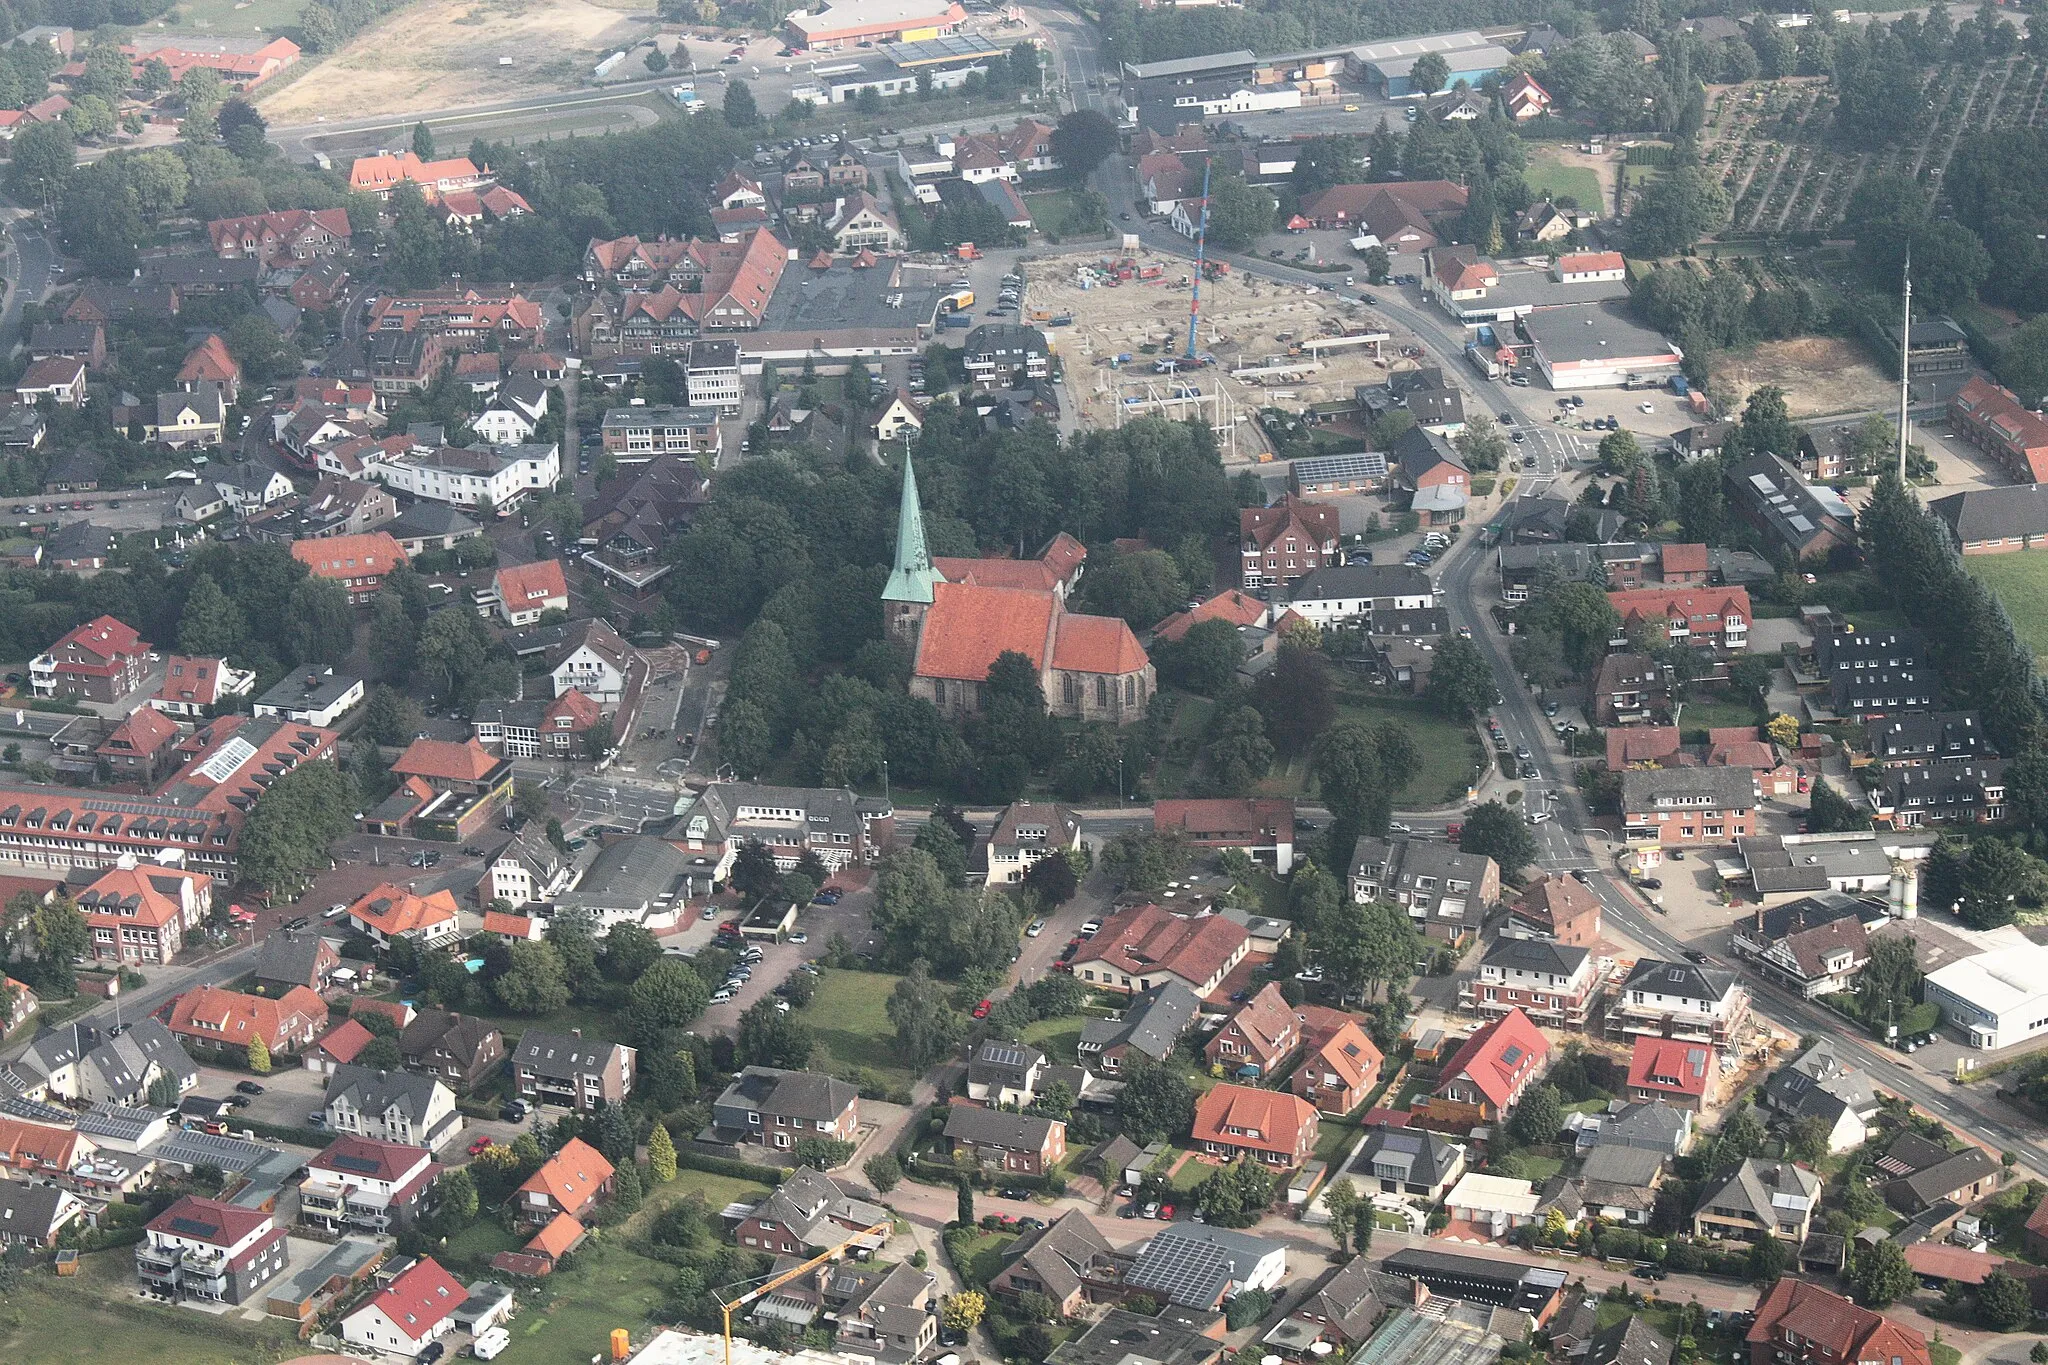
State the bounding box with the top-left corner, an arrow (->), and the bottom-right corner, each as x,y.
638,1168 -> 775,1220
161,0 -> 307,35
1025,189 -> 1108,240
445,1219 -> 522,1265
1168,1152 -> 1211,1191
0,1252 -> 302,1364
1516,1153 -> 1564,1183
1020,1014 -> 1085,1064
948,1228 -> 1018,1286
1263,693 -> 1480,810
1675,694 -> 1762,737
1968,553 -> 2048,664
494,1232 -> 675,1365
797,968 -> 916,1091
1524,155 -> 1603,210
1314,1115 -> 1362,1164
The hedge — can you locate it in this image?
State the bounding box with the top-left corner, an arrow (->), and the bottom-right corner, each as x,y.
678,1148 -> 792,1182
233,1118 -> 332,1149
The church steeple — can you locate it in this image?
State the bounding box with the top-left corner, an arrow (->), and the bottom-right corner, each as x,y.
882,447 -> 940,608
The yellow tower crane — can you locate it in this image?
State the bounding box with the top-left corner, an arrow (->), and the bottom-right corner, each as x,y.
716,1220 -> 893,1365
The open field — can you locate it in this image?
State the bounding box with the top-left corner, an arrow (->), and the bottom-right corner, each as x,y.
1966,553 -> 2048,664
257,0 -> 657,122
1024,247 -> 1405,460
161,0 -> 306,33
1025,189 -> 1107,242
0,1251 -> 301,1364
1523,153 -> 1604,211
1709,336 -> 1892,418
798,967 -> 916,1091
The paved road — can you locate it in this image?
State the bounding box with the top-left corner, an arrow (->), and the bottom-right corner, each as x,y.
0,204 -> 58,353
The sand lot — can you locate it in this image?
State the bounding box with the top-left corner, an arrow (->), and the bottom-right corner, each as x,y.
1709,336 -> 1892,418
258,0 -> 656,122
1026,248 -> 1409,460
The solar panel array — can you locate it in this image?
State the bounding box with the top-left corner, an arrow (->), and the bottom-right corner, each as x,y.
168,1215 -> 220,1239
1127,1234 -> 1233,1306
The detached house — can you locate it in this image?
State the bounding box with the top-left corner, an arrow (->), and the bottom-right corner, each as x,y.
735,1165 -> 889,1256
1290,1005 -> 1383,1116
1349,835 -> 1499,944
1621,767 -> 1758,853
1729,892 -> 1878,999
1076,980 -> 1200,1073
339,1256 -> 465,1358
31,615 -> 150,702
1626,1036 -> 1714,1112
965,1040 -> 1049,1107
985,800 -> 1081,885
1610,958 -> 1751,1047
1414,1008 -> 1550,1130
1205,982 -> 1302,1079
1192,1083 -> 1319,1170
711,1066 -> 858,1149
299,1135 -> 435,1233
1153,798 -> 1296,874
510,1028 -> 635,1114
1239,494 -> 1340,589
1069,901 -> 1250,999
492,558 -> 569,626
518,1137 -> 614,1224
1693,1158 -> 1820,1243
343,883 -> 461,949
990,1210 -> 1130,1317
943,1104 -> 1067,1175
399,1010 -> 504,1095
324,1064 -> 461,1152
137,1196 -> 288,1306
1745,1281 -> 1930,1365
166,984 -> 327,1058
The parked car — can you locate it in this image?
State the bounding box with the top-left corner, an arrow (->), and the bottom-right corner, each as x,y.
235,1080 -> 265,1096
971,998 -> 993,1019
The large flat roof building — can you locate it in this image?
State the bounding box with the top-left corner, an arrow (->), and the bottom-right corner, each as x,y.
1924,942 -> 2048,1050
1519,304 -> 1682,390
784,0 -> 966,51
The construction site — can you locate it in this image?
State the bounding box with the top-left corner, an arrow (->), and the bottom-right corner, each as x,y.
1021,245 -> 1411,463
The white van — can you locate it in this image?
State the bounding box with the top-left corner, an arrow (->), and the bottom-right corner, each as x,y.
472,1327 -> 511,1360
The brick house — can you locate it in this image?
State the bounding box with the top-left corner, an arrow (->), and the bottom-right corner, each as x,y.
1621,768 -> 1758,853
1505,873 -> 1602,946
1627,1036 -> 1714,1111
989,1210 -> 1130,1316
290,531 -> 408,606
1069,901 -> 1250,999
1154,798 -> 1296,875
1239,494 -> 1340,589
510,1028 -> 636,1113
733,1165 -> 889,1256
711,1066 -> 858,1149
78,863 -> 211,966
1608,587 -> 1751,656
1413,1008 -> 1550,1131
1745,1281 -> 1929,1365
1203,982 -> 1301,1078
517,1137 -> 614,1225
943,1103 -> 1067,1175
96,706 -> 180,787
137,1196 -> 287,1306
1191,1083 -> 1319,1169
1949,375 -> 2048,483
31,615 -> 150,702
167,984 -> 327,1058
398,1009 -> 504,1094
1290,1006 -> 1383,1116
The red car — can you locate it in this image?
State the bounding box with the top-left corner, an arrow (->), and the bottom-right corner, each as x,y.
467,1136 -> 494,1156
971,998 -> 993,1019
1158,1203 -> 1177,1220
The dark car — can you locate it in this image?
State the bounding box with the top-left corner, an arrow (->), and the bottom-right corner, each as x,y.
1633,1265 -> 1667,1282
1682,950 -> 1708,964
235,1080 -> 265,1096
417,1343 -> 446,1365
499,1100 -> 529,1123
1638,877 -> 1664,891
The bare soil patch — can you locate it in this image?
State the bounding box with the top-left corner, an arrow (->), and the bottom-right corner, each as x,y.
1708,336 -> 1892,418
257,0 -> 655,122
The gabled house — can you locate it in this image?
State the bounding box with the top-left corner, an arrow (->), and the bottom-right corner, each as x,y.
137,1195 -> 288,1305
398,1010 -> 504,1095
1077,980 -> 1200,1073
1626,1036 -> 1714,1112
1126,1223 -> 1288,1309
1882,1138 -> 2001,1214
340,1256 -> 465,1357
31,615 -> 150,703
166,984 -> 327,1058
1204,982 -> 1301,1078
1609,958 -> 1751,1047
0,1181 -> 85,1247
1347,1124 -> 1467,1199
1290,1005 -> 1382,1116
1461,937 -> 1600,1030
1069,901 -> 1250,999
1348,835 -> 1499,944
1693,1158 -> 1820,1243
1414,1008 -> 1550,1130
324,1063 -> 461,1152
1620,767 -> 1759,854
1729,892 -> 1879,999
710,1066 -> 858,1149
511,1028 -> 636,1114
1760,1040 -> 1878,1155
965,1039 -> 1049,1107
78,861 -> 211,964
1191,1083 -> 1319,1169
943,1103 -> 1067,1175
1154,799 -> 1295,875
1505,873 -> 1602,946
734,1165 -> 889,1256
985,800 -> 1081,885
342,883 -> 461,949
1239,494 -> 1340,589
1744,1281 -> 1929,1365
990,1209 -> 1130,1316
518,1137 -> 614,1225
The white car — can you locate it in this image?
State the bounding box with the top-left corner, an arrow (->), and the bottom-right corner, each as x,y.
1026,919 -> 1046,937
1079,919 -> 1102,936
1389,821 -> 1412,833
1639,402 -> 1655,413
1527,810 -> 1554,825
711,987 -> 739,1003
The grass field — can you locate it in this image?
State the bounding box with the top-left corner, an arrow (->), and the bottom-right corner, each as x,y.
161,0 -> 306,35
798,968 -> 915,1090
1261,693 -> 1479,810
948,1228 -> 1017,1285
0,1252 -> 301,1364
1968,553 -> 2048,663
1675,694 -> 1764,737
495,1231 -> 673,1365
1525,154 -> 1603,208
1025,189 -> 1107,241
1020,1015 -> 1085,1063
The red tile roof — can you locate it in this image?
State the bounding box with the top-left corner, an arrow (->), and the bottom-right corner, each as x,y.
1069,902 -> 1248,991
1437,1008 -> 1549,1110
1153,590 -> 1268,643
482,910 -> 541,939
1903,1242 -> 2003,1285
1050,613 -> 1148,676
526,1210 -> 586,1259
47,616 -> 148,675
391,737 -> 500,783
495,558 -> 567,611
155,655 -> 235,708
0,1114 -> 82,1171
315,1018 -> 375,1065
1191,1083 -> 1318,1156
167,984 -> 327,1052
1659,542 -> 1709,576
354,1255 -> 465,1345
1556,250 -> 1625,275
346,884 -> 461,938
1294,1005 -> 1383,1094
1606,725 -> 1685,769
349,151 -> 483,195
1154,798 -> 1295,847
1951,377 -> 2048,482
519,1137 -> 613,1218
177,334 -> 240,386
1747,1279 -> 1929,1365
98,706 -> 178,757
912,581 -> 1055,681
1512,874 -> 1602,937
1208,982 -> 1297,1068
291,532 -> 407,580
1607,586 -> 1751,633
1627,1036 -> 1712,1100
932,556 -> 1062,593
1241,495 -> 1339,554
147,1194 -> 271,1247
309,1133 -> 430,1183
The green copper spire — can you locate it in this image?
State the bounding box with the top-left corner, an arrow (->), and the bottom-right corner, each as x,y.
882,447 -> 940,605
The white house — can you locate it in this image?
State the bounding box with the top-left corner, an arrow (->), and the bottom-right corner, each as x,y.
1444,1172 -> 1545,1235
299,1135 -> 435,1233
324,1063 -> 462,1152
494,560 -> 569,627
470,406 -> 537,445
548,619 -> 633,703
482,830 -> 575,907
1280,563 -> 1436,630
341,1256 -> 466,1355
365,441 -> 559,511
1923,942 -> 2048,1050
985,801 -> 1081,885
214,467 -> 294,513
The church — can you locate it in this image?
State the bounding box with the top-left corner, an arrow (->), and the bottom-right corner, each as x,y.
882,452 -> 1156,724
